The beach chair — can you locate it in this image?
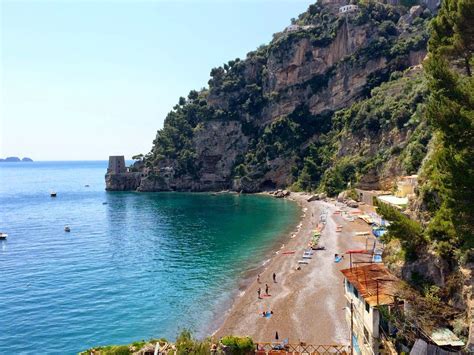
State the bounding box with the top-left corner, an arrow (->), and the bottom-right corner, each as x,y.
270,339 -> 289,353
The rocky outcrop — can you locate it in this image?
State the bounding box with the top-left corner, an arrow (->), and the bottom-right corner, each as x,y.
0,157 -> 21,162
307,193 -> 327,202
105,172 -> 142,191
271,189 -> 291,198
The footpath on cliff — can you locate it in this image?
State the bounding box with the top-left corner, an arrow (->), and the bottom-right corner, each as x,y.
214,192 -> 378,346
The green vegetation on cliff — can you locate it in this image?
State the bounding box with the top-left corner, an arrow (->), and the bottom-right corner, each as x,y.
378,0 -> 473,263
372,0 -> 473,342
81,331 -> 254,355
295,67 -> 430,194
143,0 -> 432,192
421,0 -> 474,258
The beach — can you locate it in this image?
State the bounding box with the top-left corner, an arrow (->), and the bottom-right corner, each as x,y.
214,192 -> 377,346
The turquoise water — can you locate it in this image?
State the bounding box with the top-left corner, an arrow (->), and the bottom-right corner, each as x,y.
0,161 -> 299,354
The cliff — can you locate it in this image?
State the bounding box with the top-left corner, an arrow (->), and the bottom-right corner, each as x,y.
106,0 -> 433,193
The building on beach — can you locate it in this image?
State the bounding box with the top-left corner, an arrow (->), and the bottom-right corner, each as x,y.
341,264 -> 401,355
376,194 -> 408,210
395,175 -> 418,198
354,175 -> 417,210
107,156 -> 127,174
354,189 -> 388,206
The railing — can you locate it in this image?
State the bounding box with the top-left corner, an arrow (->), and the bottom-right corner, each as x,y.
153,342 -> 350,355
254,342 -> 350,354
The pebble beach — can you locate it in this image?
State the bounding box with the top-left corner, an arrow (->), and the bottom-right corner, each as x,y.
214,192 -> 377,346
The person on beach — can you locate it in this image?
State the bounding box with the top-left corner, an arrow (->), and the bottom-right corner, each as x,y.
272,273 -> 276,283
265,284 -> 269,295
257,274 -> 260,283
275,331 -> 279,340
257,287 -> 261,299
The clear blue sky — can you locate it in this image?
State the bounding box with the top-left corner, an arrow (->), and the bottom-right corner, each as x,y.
1,0 -> 312,160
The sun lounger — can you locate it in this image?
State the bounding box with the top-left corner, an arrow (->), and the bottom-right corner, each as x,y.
298,260 -> 309,264
271,339 -> 289,351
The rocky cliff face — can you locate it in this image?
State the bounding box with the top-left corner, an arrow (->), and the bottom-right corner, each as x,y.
106,0 -> 433,193
105,172 -> 142,191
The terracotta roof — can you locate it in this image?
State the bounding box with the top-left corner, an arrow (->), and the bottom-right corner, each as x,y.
340,264 -> 400,307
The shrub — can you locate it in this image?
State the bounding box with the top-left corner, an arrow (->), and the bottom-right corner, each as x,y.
376,201 -> 426,258
175,329 -> 211,355
220,336 -> 255,354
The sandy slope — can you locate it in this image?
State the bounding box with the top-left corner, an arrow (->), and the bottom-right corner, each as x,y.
214,192 -> 375,346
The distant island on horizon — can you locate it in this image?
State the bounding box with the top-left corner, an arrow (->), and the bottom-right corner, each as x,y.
0,157 -> 33,162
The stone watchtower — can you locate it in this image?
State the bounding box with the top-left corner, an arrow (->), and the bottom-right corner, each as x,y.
107,156 -> 126,174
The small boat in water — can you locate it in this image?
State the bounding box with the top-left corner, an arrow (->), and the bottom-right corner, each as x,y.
0,232 -> 8,240
50,192 -> 57,197
84,184 -> 90,187
64,226 -> 71,232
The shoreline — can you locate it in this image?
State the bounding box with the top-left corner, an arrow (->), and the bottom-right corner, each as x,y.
212,191 -> 374,345
202,192 -> 305,339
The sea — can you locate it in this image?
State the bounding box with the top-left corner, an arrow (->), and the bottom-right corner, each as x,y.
0,161 -> 300,354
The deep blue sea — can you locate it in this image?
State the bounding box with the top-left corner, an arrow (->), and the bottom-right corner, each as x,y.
0,161 -> 299,354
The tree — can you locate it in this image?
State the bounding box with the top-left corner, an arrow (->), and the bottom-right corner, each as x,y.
187,90 -> 198,101
430,0 -> 474,76
376,202 -> 426,257
421,0 -> 474,257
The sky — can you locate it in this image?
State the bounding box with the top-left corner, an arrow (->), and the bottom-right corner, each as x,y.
0,0 -> 312,160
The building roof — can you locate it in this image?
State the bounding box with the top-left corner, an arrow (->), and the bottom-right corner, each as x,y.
430,328 -> 465,347
377,195 -> 408,206
341,264 -> 400,307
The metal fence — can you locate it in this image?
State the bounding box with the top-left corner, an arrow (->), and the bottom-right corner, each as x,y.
254,342 -> 350,354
